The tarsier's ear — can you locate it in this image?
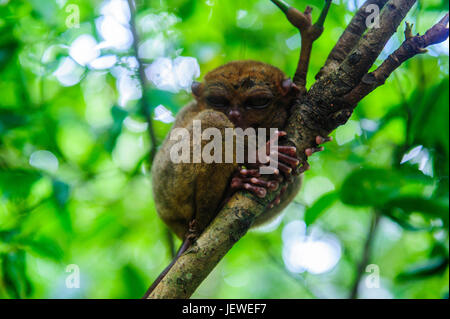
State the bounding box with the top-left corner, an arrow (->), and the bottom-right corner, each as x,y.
281,78 -> 300,96
191,81 -> 203,98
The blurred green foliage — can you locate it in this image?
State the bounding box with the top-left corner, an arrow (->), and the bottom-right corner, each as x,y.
0,0 -> 448,299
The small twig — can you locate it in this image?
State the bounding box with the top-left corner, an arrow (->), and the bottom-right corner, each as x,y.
272,0 -> 332,94
127,0 -> 158,162
349,211 -> 380,299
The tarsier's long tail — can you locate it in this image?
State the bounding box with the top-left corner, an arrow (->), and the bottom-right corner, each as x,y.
142,237 -> 192,299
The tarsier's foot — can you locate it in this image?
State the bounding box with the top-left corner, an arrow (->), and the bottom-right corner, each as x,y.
230,168 -> 280,198
186,219 -> 199,241
268,184 -> 288,209
245,130 -> 299,178
231,132 -> 332,204
231,130 -> 293,198
298,135 -> 333,174
305,136 -> 333,157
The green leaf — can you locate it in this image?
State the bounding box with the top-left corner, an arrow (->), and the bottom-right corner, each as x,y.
304,191 -> 339,225
0,229 -> 20,243
409,79 -> 449,156
382,211 -> 436,231
396,257 -> 449,281
384,196 -> 449,227
52,179 -> 70,207
1,250 -> 32,298
0,169 -> 41,200
105,106 -> 128,152
340,168 -> 403,207
0,110 -> 27,133
19,236 -> 63,261
120,264 -> 147,299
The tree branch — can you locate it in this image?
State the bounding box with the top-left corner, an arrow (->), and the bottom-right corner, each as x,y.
272,0 -> 332,94
316,0 -> 389,79
149,193 -> 266,298
337,0 -> 417,89
344,15 -> 450,105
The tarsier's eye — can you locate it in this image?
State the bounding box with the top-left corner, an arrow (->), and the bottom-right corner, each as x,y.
245,96 -> 272,109
206,96 -> 229,108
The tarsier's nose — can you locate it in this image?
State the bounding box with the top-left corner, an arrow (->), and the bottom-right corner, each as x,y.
228,109 -> 241,124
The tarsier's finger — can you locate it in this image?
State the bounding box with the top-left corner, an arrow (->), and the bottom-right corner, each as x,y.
274,151 -> 300,169
271,130 -> 287,142
231,177 -> 242,189
303,135 -> 332,157
305,146 -> 324,157
268,196 -> 281,209
231,177 -> 267,198
239,168 -> 260,178
268,185 -> 288,208
188,219 -> 197,232
297,161 -> 310,174
277,145 -> 297,157
316,135 -> 333,145
265,130 -> 287,154
269,173 -> 284,183
246,177 -> 279,191
187,219 -> 199,240
271,160 -> 292,176
243,183 -> 267,198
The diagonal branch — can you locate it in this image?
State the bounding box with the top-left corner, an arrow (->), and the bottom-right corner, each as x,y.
316,0 -> 389,79
337,0 -> 417,89
343,14 -> 449,106
272,0 -> 332,94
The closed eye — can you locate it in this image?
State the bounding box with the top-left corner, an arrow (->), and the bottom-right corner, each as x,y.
206,96 -> 229,108
245,96 -> 272,109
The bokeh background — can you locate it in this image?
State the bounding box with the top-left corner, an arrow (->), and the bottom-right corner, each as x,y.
0,0 -> 448,299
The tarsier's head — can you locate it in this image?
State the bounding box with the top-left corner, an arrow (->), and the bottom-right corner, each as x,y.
191,61 -> 299,130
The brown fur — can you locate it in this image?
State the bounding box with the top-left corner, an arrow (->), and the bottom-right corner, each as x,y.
151,60 -> 301,240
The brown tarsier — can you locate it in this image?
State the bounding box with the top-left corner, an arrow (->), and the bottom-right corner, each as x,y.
144,60 -> 331,297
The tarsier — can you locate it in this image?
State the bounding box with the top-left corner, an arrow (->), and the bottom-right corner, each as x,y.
144,61 -> 332,297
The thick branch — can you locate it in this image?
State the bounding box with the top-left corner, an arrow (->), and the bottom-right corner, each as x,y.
344,15 -> 450,105
299,0 -> 424,136
316,0 -> 389,79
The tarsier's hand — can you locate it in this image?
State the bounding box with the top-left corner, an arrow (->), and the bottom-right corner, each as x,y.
299,135 -> 333,173
230,131 -> 332,208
